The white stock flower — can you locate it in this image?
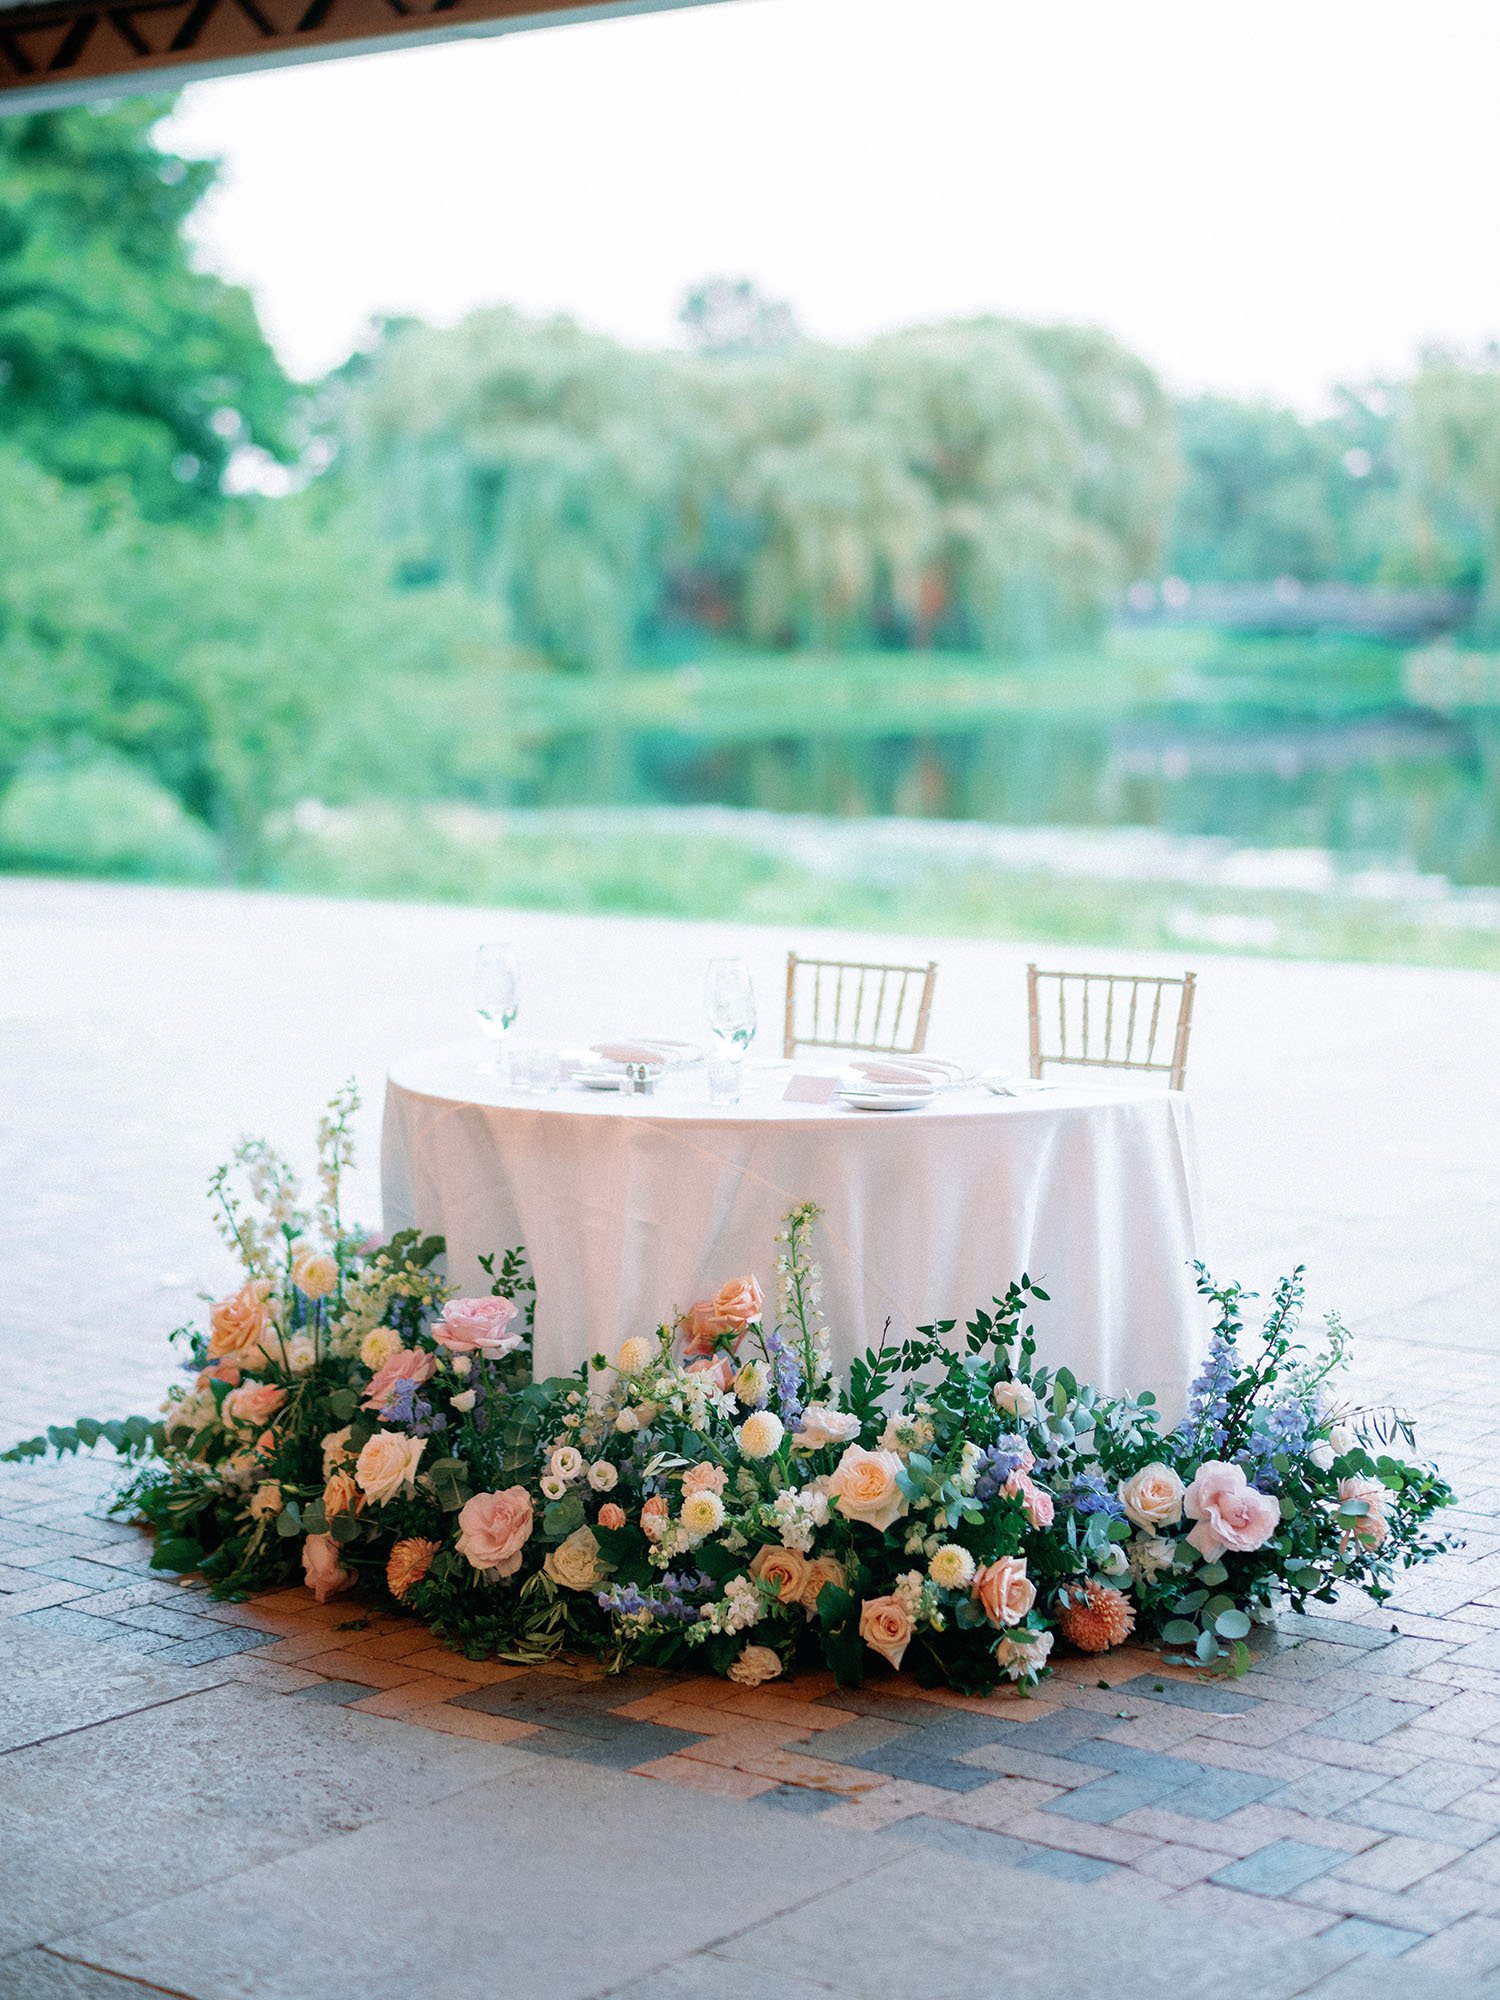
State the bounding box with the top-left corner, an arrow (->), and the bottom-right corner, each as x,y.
1127,1534 -> 1179,1584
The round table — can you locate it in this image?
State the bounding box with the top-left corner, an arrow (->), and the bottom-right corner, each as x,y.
382,1044 -> 1207,1418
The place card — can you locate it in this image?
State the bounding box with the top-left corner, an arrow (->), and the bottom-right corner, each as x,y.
782,1074 -> 838,1104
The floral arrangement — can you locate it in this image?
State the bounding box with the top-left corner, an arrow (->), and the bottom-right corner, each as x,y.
6,1089 -> 1454,1693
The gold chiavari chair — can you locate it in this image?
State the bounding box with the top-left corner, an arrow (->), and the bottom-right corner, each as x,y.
1026,964 -> 1197,1091
784,953 -> 938,1060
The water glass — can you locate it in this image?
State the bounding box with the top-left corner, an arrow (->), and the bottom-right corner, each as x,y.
475,942 -> 519,1076
707,1057 -> 743,1106
706,956 -> 757,1063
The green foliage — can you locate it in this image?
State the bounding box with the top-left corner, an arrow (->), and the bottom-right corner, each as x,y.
0,101 -> 292,517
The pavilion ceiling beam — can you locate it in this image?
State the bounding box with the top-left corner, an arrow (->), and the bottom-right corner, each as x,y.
0,0 -> 724,113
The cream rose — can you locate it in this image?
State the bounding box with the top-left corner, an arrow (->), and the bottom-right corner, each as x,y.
208,1279 -> 278,1362
728,1644 -> 784,1686
750,1543 -> 808,1604
792,1404 -> 862,1451
354,1430 -> 426,1507
302,1532 -> 353,1605
456,1487 -> 534,1577
1118,1462 -> 1186,1532
291,1247 -> 339,1299
1338,1474 -> 1391,1549
247,1481 -> 283,1522
434,1294 -> 522,1359
737,1410 -> 785,1460
972,1556 -> 1036,1628
544,1525 -> 606,1591
859,1594 -> 915,1670
829,1444 -> 909,1533
991,1379 -> 1038,1421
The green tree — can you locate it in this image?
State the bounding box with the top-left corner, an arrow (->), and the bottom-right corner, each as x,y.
1401,346 -> 1500,635
0,100 -> 293,516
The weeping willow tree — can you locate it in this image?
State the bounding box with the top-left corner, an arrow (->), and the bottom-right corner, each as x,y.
338,302 -> 1177,670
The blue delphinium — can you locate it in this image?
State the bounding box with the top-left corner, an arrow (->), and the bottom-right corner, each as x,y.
764,1326 -> 805,1431
973,1439 -> 1032,1502
1244,1400 -> 1310,1490
1058,1470 -> 1126,1520
1173,1327 -> 1238,1453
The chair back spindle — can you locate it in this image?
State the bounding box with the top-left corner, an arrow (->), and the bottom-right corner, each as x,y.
1025,965 -> 1196,1091
784,953 -> 938,1059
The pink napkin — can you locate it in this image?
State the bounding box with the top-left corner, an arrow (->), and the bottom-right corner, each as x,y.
850,1060 -> 939,1090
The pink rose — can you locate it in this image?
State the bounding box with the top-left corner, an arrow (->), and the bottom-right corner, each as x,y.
1000,1469 -> 1054,1530
973,1556 -> 1036,1628
302,1532 -> 354,1604
1338,1474 -> 1391,1550
455,1487 -> 533,1577
597,1502 -> 627,1532
434,1295 -> 522,1359
858,1594 -> 914,1670
680,1300 -> 724,1359
362,1346 -> 438,1413
223,1382 -> 287,1427
711,1275 -> 764,1330
197,1359 -> 242,1390
1183,1461 -> 1282,1561
682,1463 -> 728,1496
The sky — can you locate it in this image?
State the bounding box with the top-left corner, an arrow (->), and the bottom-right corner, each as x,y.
163,0 -> 1500,408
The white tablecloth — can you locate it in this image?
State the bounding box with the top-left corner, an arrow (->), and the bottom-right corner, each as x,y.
382,1045 -> 1207,1418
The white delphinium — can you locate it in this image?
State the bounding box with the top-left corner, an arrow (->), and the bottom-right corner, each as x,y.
878,1412 -> 935,1456
1127,1534 -> 1179,1585
768,1484 -> 830,1554
955,1440 -> 982,1497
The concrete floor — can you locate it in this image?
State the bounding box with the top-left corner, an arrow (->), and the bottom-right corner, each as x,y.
4,875 -> 1500,1998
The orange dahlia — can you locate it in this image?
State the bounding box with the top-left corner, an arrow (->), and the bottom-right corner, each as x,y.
1056,1580 -> 1135,1654
387,1537 -> 441,1601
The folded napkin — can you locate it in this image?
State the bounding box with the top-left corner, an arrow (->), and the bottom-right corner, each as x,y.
850,1060 -> 940,1090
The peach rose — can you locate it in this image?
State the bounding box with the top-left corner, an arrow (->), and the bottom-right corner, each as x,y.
597,1502 -> 627,1532
640,1494 -> 670,1542
323,1469 -> 362,1518
291,1247 -> 339,1299
682,1463 -> 729,1497
456,1486 -> 533,1577
197,1358 -> 242,1389
1183,1461 -> 1282,1562
687,1356 -> 736,1394
354,1430 -> 426,1507
973,1556 -> 1036,1628
302,1532 -> 353,1604
799,1554 -> 848,1612
1118,1462 -> 1186,1532
750,1544 -> 809,1604
1338,1474 -> 1391,1550
362,1346 -> 438,1413
680,1299 -> 724,1359
223,1382 -> 287,1428
829,1444 -> 909,1532
434,1295 -> 522,1359
387,1536 -> 439,1600
208,1279 -> 278,1362
859,1594 -> 915,1670
711,1275 -> 764,1330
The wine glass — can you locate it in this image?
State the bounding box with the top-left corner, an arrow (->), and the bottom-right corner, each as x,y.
474,943 -> 519,1077
706,956 -> 756,1064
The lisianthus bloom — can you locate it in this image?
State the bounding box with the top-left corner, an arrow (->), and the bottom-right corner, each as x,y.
859,1595 -> 914,1670
361,1347 -> 438,1414
728,1644 -> 783,1687
549,1446 -> 585,1484
456,1487 -> 533,1577
750,1543 -> 808,1603
224,1383 -> 287,1428
1183,1461 -> 1281,1562
792,1405 -> 862,1451
1118,1463 -> 1186,1532
588,1459 -> 619,1492
1057,1580 -> 1135,1653
387,1537 -> 440,1600
1338,1474 -> 1391,1549
682,1462 -> 727,1497
434,1295 -> 522,1359
972,1557 -> 1035,1628
208,1279 -> 279,1363
291,1246 -> 338,1299
355,1431 -> 426,1507
302,1532 -> 354,1604
829,1444 -> 908,1532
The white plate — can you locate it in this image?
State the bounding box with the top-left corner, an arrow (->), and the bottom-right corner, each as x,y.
838,1089 -> 934,1112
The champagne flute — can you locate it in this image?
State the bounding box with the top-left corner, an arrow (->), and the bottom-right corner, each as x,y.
475,943 -> 520,1078
706,956 -> 757,1064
